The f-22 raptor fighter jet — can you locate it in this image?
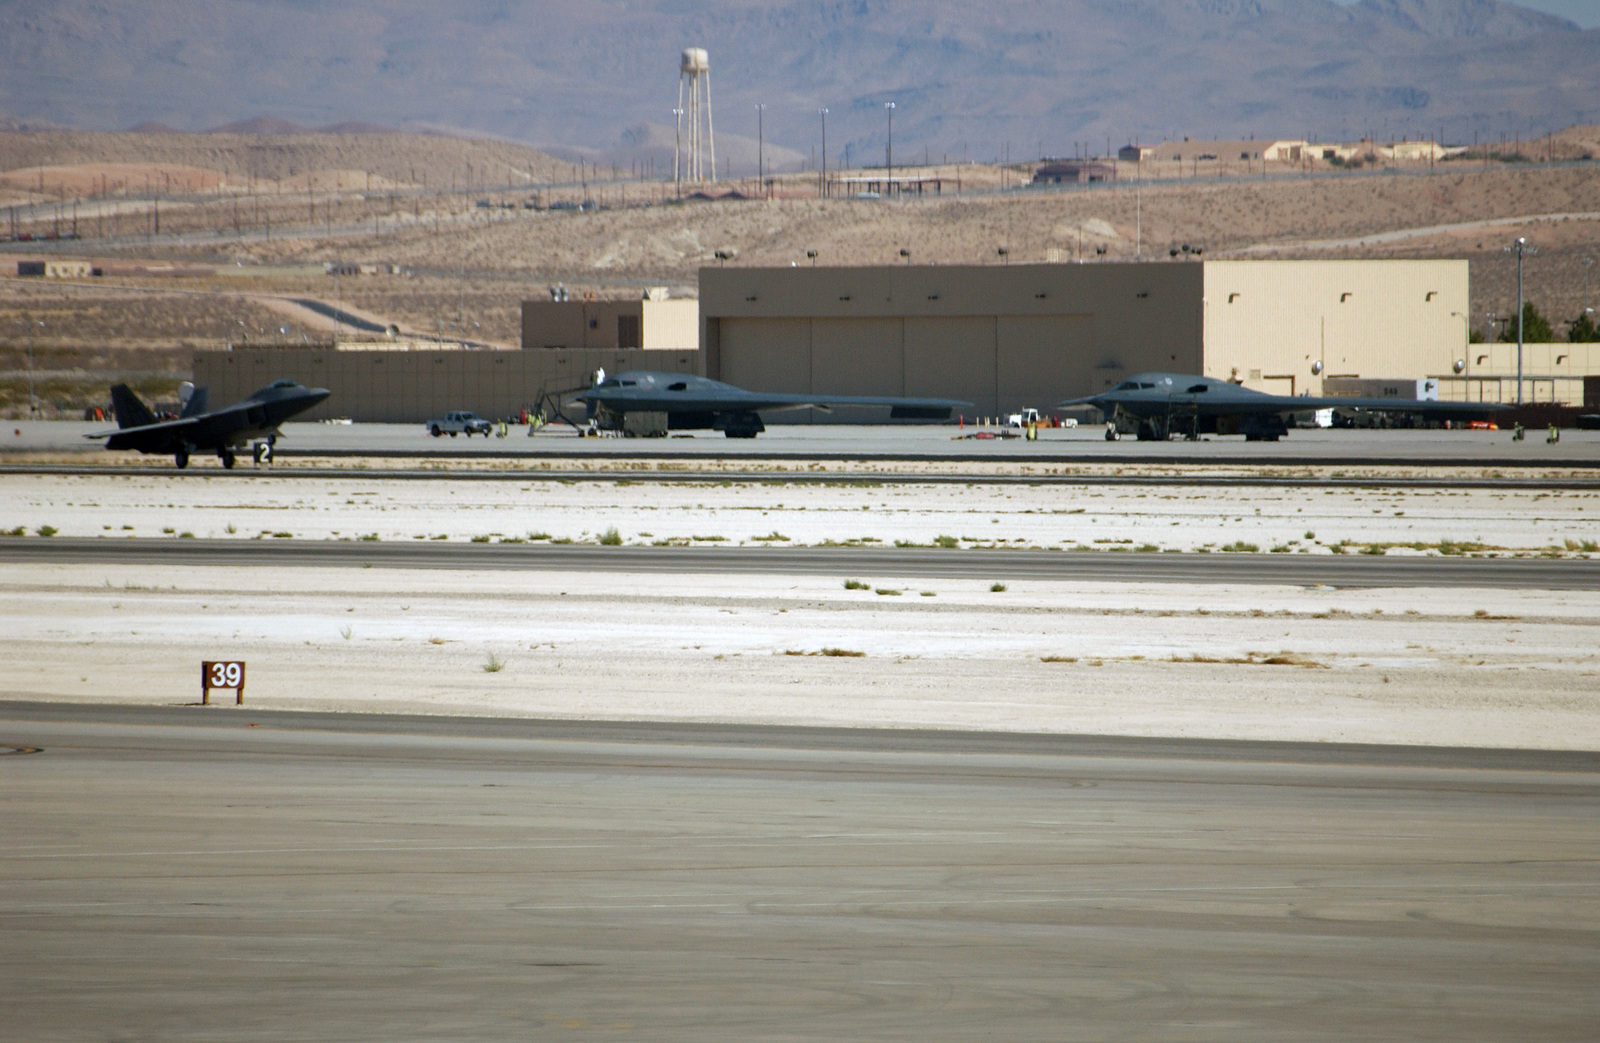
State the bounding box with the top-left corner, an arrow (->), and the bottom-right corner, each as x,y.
1060,372 -> 1505,442
576,370 -> 969,437
88,379 -> 331,467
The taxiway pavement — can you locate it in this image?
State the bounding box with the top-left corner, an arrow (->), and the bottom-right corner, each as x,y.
9,419 -> 1600,466
3,704 -> 1596,1041
6,537 -> 1599,588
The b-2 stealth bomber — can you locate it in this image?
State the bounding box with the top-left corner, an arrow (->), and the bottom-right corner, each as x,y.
1060,372 -> 1505,441
576,370 -> 969,437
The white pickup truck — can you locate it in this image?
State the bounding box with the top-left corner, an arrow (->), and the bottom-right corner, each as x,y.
1004,409 -> 1076,429
427,411 -> 493,437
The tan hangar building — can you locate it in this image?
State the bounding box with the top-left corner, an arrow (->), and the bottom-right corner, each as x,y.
699,259 -> 1470,419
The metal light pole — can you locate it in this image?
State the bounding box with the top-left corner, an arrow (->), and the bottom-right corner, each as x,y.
819,108 -> 828,199
25,315 -> 41,416
884,102 -> 896,196
1508,237 -> 1533,404
755,104 -> 765,193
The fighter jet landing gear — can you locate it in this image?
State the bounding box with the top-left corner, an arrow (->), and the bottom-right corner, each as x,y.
219,447 -> 237,469
174,447 -> 190,468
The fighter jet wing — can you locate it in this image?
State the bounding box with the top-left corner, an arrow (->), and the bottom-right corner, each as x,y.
716,391 -> 970,418
87,399 -> 261,451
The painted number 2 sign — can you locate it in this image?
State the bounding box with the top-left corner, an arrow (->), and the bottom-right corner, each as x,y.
202,661 -> 246,705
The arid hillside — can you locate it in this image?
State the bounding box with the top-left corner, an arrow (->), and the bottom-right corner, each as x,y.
1,0 -> 1596,163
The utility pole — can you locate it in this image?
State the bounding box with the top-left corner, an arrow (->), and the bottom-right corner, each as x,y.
819,108 -> 828,200
885,102 -> 896,196
1508,236 -> 1534,404
755,104 -> 765,195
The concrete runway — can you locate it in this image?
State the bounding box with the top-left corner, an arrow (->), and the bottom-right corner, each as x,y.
7,537 -> 1600,588
9,419 -> 1600,466
3,703 -> 1596,1041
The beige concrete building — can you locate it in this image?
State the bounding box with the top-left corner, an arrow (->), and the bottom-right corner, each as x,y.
520,296 -> 698,351
700,260 -> 1471,419
193,346 -> 697,423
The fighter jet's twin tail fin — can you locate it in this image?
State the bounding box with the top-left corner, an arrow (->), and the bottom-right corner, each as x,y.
109,384 -> 159,429
180,386 -> 210,418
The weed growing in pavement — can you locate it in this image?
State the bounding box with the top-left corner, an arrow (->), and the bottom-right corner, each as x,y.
2,526 -> 23,537
162,527 -> 175,534
271,531 -> 293,539
934,534 -> 959,548
550,537 -> 573,545
600,527 -> 623,545
1360,544 -> 1386,555
37,525 -> 58,537
529,532 -> 552,541
753,531 -> 790,542
874,588 -> 902,596
471,535 -> 491,543
226,523 -> 237,534
1040,655 -> 1078,663
1135,544 -> 1160,553
691,534 -> 727,542
990,582 -> 1008,592
431,534 -> 447,540
483,652 -> 506,673
340,625 -> 353,641
843,579 -> 869,590
920,591 -> 936,597
1220,541 -> 1258,553
1270,545 -> 1291,553
179,531 -> 194,539
1304,531 -> 1316,540
821,648 -> 865,657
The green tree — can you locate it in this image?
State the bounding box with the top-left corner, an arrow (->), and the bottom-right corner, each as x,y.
1499,302 -> 1553,343
1568,311 -> 1600,343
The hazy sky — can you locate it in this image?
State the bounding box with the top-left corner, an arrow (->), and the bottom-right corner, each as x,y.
1333,0 -> 1599,28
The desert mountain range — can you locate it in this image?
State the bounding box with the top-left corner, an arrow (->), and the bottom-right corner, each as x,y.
1,0 -> 1597,169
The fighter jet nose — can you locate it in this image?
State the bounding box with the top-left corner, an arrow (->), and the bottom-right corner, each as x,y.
309,388 -> 332,403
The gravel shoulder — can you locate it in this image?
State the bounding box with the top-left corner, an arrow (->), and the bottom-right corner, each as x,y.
4,561 -> 1596,749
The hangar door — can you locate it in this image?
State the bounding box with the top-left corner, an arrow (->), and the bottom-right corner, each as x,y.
808,318 -> 905,423
996,315 -> 1093,415
718,318 -> 811,394
905,316 -> 996,416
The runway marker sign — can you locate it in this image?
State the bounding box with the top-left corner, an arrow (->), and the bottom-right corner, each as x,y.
202,661 -> 246,705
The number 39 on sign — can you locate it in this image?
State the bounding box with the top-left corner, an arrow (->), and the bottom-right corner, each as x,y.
202,661 -> 246,705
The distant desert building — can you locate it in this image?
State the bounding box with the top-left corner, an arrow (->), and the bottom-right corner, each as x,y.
1031,161 -> 1116,185
1117,145 -> 1155,162
521,292 -> 698,351
17,260 -> 93,278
